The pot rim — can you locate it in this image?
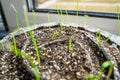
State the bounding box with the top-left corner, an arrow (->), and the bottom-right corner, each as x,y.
1,22 -> 120,47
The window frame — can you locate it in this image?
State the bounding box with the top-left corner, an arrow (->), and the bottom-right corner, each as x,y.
26,0 -> 119,19
0,1 -> 9,31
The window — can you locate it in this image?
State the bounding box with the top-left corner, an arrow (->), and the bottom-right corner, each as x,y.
0,1 -> 8,31
27,0 -> 120,18
0,1 -> 8,39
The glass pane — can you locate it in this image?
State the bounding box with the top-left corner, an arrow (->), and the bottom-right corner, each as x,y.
27,0 -> 34,10
35,0 -> 120,13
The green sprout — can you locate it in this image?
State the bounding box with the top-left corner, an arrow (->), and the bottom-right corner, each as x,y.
68,36 -> 73,51
47,12 -> 51,29
11,44 -> 40,80
24,8 -> 40,63
60,8 -> 64,23
84,61 -> 113,80
104,36 -> 110,43
96,30 -> 101,49
98,61 -> 113,80
11,4 -> 20,30
84,74 -> 95,80
83,14 -> 88,26
51,31 -> 59,40
33,67 -> 40,80
76,0 -> 79,24
56,4 -> 63,30
65,10 -> 70,24
12,33 -> 18,56
32,10 -> 37,25
117,5 -> 120,35
0,40 -> 4,49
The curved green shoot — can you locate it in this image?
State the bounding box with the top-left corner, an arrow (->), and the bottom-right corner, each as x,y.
24,8 -> 40,63
68,36 -> 73,51
98,61 -> 113,80
96,30 -> 101,49
84,61 -> 113,80
11,4 -> 20,30
51,31 -> 59,40
84,74 -> 95,80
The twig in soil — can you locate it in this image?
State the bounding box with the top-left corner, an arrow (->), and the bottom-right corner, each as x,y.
75,41 -> 95,73
51,31 -> 59,40
68,36 -> 73,51
22,39 -> 30,51
38,38 -> 68,49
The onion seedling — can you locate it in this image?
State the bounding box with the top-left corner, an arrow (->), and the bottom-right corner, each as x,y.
76,0 -> 79,24
51,31 -> 59,40
24,8 -> 40,63
12,33 -> 18,56
11,4 -> 20,30
104,36 -> 110,43
83,14 -> 88,26
0,40 -> 4,49
68,36 -> 73,51
65,10 -> 70,24
96,30 -> 101,49
84,61 -> 113,80
47,12 -> 51,29
11,44 -> 40,80
32,10 -> 37,26
84,74 -> 95,80
98,61 -> 113,80
56,4 -> 63,30
117,5 -> 120,35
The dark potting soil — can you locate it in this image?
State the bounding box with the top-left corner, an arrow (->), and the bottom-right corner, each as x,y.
0,26 -> 120,80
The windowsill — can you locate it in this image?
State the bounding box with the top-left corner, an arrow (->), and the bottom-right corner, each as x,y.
29,9 -> 119,19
